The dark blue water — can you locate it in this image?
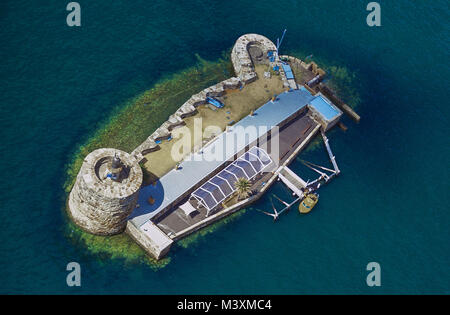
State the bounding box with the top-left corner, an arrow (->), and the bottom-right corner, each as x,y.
1,0 -> 448,294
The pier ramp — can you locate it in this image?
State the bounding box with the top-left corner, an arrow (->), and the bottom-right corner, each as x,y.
277,166 -> 307,198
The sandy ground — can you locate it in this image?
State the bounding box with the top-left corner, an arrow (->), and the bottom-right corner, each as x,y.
142,65 -> 286,179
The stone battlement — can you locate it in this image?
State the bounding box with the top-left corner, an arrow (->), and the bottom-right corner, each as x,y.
69,34 -> 290,243
231,33 -> 277,83
131,34 -> 284,162
68,148 -> 143,235
131,77 -> 241,162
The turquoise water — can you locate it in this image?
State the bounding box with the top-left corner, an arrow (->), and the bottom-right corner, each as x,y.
0,0 -> 449,294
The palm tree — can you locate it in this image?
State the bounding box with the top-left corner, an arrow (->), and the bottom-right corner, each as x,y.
235,177 -> 252,200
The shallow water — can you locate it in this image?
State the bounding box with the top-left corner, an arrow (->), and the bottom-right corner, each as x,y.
0,0 -> 449,294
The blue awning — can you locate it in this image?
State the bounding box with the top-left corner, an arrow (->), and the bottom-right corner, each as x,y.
281,64 -> 295,80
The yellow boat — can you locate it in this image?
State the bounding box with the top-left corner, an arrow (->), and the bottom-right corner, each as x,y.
298,193 -> 319,214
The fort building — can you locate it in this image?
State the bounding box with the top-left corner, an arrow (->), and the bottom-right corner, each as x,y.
67,33 -> 358,260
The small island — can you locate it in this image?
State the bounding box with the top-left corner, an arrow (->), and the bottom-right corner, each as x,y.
67,34 -> 360,260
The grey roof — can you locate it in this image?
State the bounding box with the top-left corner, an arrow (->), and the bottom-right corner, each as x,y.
129,88 -> 316,227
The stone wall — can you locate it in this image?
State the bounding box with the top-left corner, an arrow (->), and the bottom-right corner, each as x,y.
68,148 -> 143,235
231,33 -> 278,84
131,34 -> 291,163
68,34 -> 315,252
131,77 -> 241,162
68,34 -> 280,238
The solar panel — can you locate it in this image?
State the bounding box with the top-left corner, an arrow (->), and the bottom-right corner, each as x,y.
202,182 -> 225,202
226,164 -> 248,180
235,160 -> 256,178
218,170 -> 238,187
192,146 -> 273,212
192,188 -> 216,209
249,147 -> 271,165
210,176 -> 233,196
241,152 -> 263,172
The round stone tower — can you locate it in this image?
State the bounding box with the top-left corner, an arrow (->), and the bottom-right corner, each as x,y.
68,148 -> 143,235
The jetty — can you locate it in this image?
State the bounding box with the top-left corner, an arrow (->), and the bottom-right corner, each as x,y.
264,129 -> 341,220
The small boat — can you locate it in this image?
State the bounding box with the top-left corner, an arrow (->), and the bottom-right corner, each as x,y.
298,192 -> 319,214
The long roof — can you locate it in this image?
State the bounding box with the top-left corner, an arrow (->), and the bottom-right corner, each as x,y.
129,88 -> 317,227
